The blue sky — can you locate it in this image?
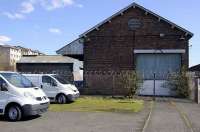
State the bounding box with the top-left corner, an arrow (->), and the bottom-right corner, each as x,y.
0,0 -> 199,66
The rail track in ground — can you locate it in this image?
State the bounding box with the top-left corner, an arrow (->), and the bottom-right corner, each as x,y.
141,98 -> 195,132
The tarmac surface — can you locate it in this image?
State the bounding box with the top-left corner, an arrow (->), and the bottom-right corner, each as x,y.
1,99 -> 200,132
0,107 -> 149,132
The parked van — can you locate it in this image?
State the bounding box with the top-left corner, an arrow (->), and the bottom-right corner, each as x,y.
0,72 -> 49,121
24,74 -> 80,103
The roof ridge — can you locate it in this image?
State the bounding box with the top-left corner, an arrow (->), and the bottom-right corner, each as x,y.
79,2 -> 193,38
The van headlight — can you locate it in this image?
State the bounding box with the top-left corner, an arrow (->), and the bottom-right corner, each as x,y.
24,92 -> 35,100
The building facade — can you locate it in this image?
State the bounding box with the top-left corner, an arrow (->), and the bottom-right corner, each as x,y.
0,44 -> 44,71
58,3 -> 193,96
0,45 -> 21,71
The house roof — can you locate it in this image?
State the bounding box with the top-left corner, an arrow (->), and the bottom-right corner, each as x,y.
0,44 -> 21,50
189,64 -> 200,72
56,38 -> 83,54
17,55 -> 80,64
79,2 -> 193,38
15,46 -> 45,55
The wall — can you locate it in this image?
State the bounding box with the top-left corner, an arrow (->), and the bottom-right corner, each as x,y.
17,63 -> 74,81
84,6 -> 190,95
187,72 -> 200,103
10,48 -> 21,71
0,47 -> 12,71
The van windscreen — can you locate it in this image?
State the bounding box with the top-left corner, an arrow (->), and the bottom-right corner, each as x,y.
0,73 -> 35,88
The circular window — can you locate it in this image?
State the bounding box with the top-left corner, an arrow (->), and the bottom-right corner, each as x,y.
128,18 -> 143,30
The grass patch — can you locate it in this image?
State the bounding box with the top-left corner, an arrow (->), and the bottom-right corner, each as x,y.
49,96 -> 144,113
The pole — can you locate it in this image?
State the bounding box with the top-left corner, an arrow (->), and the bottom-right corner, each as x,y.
198,78 -> 200,104
153,73 -> 156,100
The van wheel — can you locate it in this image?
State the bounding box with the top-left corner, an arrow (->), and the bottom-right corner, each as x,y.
6,105 -> 22,121
57,94 -> 67,104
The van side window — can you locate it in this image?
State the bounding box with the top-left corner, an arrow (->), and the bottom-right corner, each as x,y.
42,76 -> 51,84
42,76 -> 57,86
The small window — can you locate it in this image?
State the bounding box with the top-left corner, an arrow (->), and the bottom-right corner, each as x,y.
42,76 -> 57,86
42,76 -> 51,84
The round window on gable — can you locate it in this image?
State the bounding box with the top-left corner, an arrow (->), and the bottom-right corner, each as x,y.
128,18 -> 143,30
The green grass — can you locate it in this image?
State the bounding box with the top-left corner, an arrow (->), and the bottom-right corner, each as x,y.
49,96 -> 144,113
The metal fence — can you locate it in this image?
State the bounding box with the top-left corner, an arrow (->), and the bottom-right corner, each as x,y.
84,70 -> 144,96
83,70 -> 195,97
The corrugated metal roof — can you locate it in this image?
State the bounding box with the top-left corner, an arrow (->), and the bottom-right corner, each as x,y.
189,64 -> 200,72
17,55 -> 79,64
56,38 -> 83,55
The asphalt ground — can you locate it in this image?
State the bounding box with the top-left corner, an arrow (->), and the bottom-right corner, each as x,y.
1,99 -> 200,132
0,106 -> 149,132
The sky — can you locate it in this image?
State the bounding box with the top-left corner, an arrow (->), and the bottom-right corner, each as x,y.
0,0 -> 199,67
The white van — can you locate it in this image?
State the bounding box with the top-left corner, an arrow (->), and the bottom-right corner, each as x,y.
24,74 -> 80,103
0,72 -> 49,121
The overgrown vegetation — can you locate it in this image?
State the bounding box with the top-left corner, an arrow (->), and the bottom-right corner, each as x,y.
49,96 -> 144,113
118,71 -> 143,98
165,67 -> 189,98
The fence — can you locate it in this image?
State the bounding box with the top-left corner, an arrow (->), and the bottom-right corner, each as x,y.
187,72 -> 200,103
198,78 -> 200,104
84,70 -> 141,96
83,70 -> 200,98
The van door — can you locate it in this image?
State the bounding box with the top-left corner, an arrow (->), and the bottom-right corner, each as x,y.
42,76 -> 58,99
0,77 -> 9,113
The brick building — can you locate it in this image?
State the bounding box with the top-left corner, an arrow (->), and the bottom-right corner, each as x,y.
58,3 -> 193,96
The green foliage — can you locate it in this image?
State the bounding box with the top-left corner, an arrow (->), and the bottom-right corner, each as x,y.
165,67 -> 189,98
118,71 -> 143,98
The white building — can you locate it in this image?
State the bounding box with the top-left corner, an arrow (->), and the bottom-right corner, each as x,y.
15,46 -> 45,56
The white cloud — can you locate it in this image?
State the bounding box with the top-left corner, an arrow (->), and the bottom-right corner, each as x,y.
0,35 -> 11,42
2,12 -> 25,20
1,0 -> 83,20
21,1 -> 35,14
76,4 -> 84,8
49,28 -> 62,34
63,0 -> 74,5
40,0 -> 75,10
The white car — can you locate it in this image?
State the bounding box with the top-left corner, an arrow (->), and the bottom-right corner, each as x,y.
24,74 -> 80,104
0,71 -> 49,121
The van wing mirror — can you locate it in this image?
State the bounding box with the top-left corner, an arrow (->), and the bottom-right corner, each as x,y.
52,82 -> 57,87
1,83 -> 8,91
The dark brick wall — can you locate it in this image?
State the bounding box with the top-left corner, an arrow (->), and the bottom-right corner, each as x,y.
17,63 -> 74,81
83,7 -> 190,95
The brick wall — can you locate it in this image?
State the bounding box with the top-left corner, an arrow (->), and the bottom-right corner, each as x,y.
83,7 -> 190,95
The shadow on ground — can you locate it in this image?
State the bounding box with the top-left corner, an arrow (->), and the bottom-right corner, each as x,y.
0,115 -> 41,122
